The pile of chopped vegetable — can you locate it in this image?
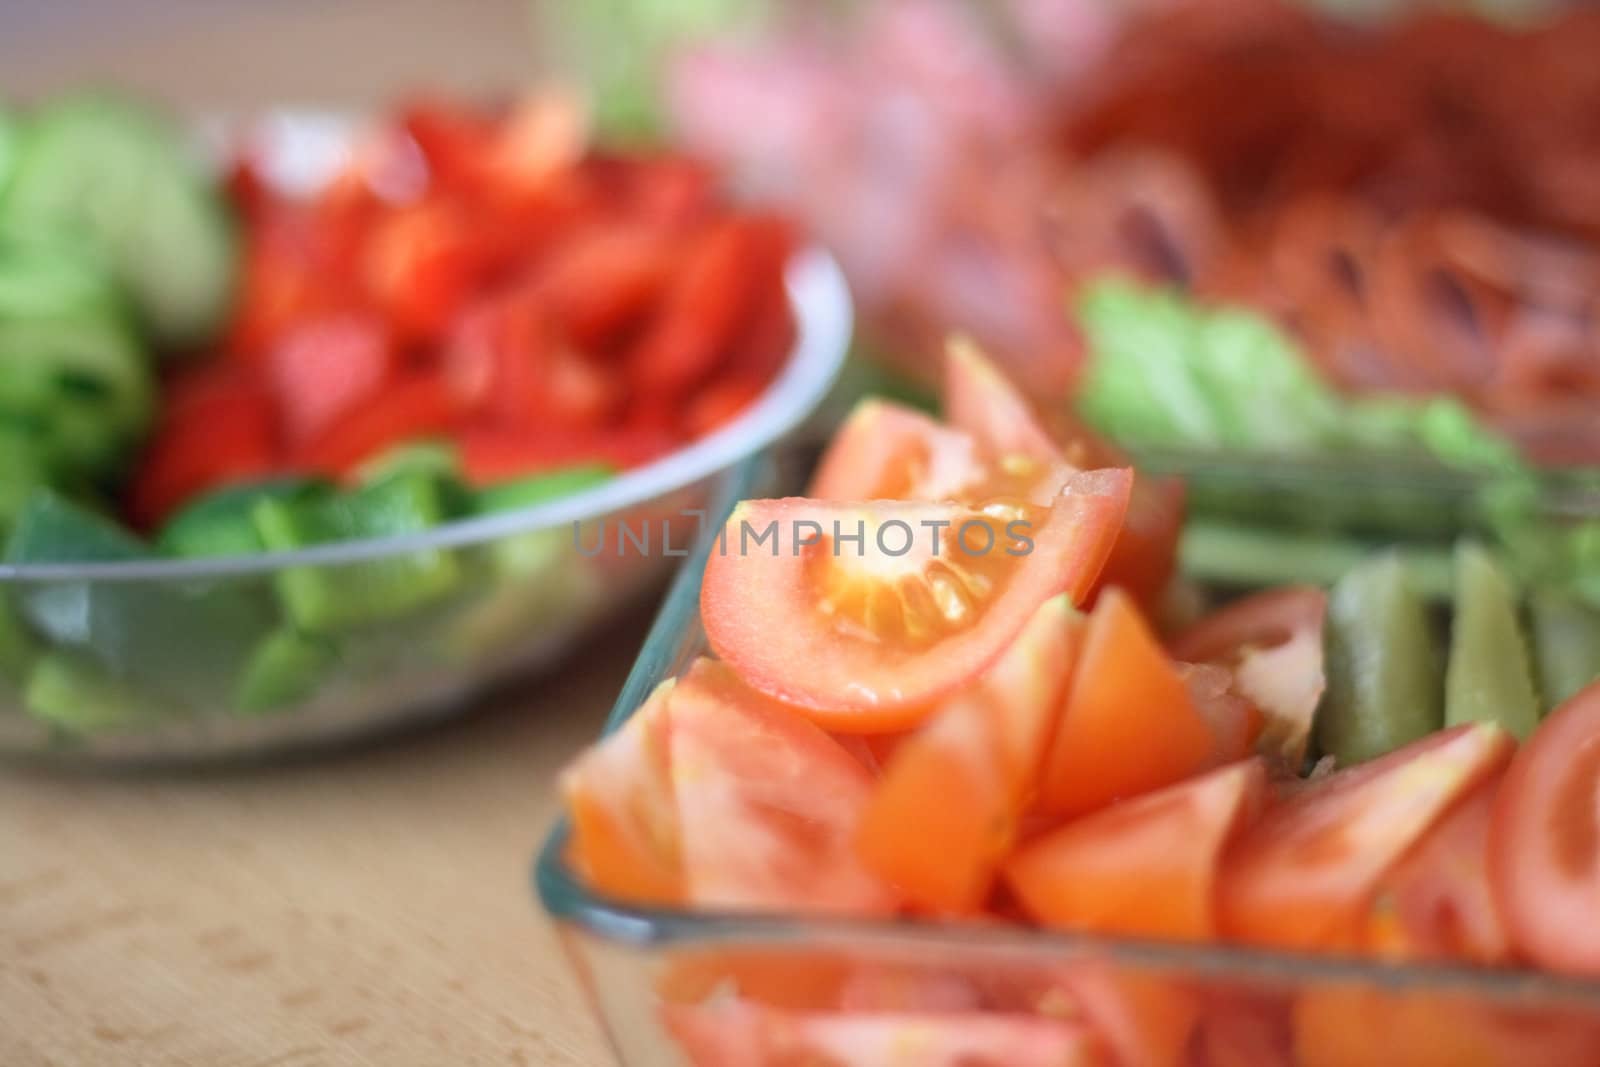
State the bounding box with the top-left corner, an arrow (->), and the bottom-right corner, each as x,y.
0,92 -> 798,558
560,345 -> 1600,1066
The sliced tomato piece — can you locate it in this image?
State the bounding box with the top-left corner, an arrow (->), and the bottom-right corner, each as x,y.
1193,993 -> 1295,1067
1093,471 -> 1186,612
1058,966 -> 1200,1067
809,400 -> 988,502
1171,587 -> 1328,770
1366,776 -> 1511,965
1008,760 -> 1265,941
1038,588 -> 1217,816
291,371 -> 462,476
1180,663 -> 1266,765
942,338 -> 1182,611
856,597 -> 1082,913
266,313 -> 397,446
668,659 -> 896,916
944,336 -> 1077,466
656,950 -> 857,1013
666,1001 -> 1109,1067
1293,987 -> 1600,1067
701,471 -> 1131,727
1219,723 -> 1515,952
971,964 -> 1199,1067
1489,682 -> 1600,976
560,679 -> 680,904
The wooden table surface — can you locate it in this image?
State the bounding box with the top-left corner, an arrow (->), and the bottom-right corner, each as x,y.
0,619 -> 641,1067
0,4 -> 630,1063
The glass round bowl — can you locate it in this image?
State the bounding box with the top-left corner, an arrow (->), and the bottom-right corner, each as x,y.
0,249 -> 851,766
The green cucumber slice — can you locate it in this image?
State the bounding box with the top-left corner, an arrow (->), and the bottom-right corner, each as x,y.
1444,543 -> 1542,739
1529,592 -> 1600,709
0,96 -> 236,350
1317,552 -> 1445,766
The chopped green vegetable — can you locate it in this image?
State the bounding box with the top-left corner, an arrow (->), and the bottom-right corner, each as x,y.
1529,592 -> 1600,709
1444,542 -> 1542,739
254,472 -> 464,632
24,651 -> 170,732
1318,552 -> 1445,765
0,236 -> 153,481
233,629 -> 338,714
0,96 -> 237,350
5,489 -> 275,707
0,419 -> 53,531
157,477 -> 328,559
1074,280 -> 1521,470
354,440 -> 461,487
1076,281 -> 1227,448
0,592 -> 39,682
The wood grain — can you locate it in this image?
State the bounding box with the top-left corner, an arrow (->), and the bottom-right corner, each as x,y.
0,618 -> 642,1066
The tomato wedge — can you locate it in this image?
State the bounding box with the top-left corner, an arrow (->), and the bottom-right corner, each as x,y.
1038,588 -> 1217,816
666,1000 -> 1109,1067
1180,663 -> 1266,765
1171,586 -> 1327,769
1219,723 -> 1515,952
944,336 -> 1079,466
1489,681 -> 1600,976
1008,760 -> 1265,941
856,597 -> 1082,913
809,400 -> 988,502
1293,987 -> 1600,1067
942,338 -> 1183,611
560,679 -> 680,905
668,659 -> 896,916
1366,776 -> 1511,965
701,471 -> 1131,726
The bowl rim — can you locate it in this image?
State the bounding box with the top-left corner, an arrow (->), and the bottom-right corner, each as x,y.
0,249 -> 852,584
533,454 -> 1600,1010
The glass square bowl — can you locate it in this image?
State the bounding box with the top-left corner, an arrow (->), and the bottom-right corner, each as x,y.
0,243 -> 850,767
535,454 -> 1600,1067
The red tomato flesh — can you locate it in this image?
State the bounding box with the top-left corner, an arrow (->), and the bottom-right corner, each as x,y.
1489,681 -> 1600,976
1220,723 -> 1515,952
856,597 -> 1082,913
668,659 -> 897,916
1008,759 -> 1265,941
1038,588 -> 1218,817
701,470 -> 1131,726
